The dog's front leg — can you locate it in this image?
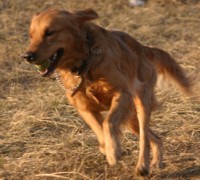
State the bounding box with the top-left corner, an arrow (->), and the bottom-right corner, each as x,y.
103,90 -> 132,166
77,109 -> 105,154
67,93 -> 105,153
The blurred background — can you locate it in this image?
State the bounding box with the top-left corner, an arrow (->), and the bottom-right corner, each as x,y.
0,0 -> 199,179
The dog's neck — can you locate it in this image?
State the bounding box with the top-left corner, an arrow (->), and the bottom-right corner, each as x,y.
70,30 -> 102,77
55,29 -> 102,96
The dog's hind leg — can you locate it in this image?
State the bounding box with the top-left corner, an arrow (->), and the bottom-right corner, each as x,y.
148,129 -> 164,168
133,94 -> 151,176
125,111 -> 163,172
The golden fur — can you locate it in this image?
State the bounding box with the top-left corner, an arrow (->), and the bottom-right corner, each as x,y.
24,9 -> 191,176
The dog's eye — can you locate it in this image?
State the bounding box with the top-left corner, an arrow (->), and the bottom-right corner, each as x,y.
45,29 -> 55,37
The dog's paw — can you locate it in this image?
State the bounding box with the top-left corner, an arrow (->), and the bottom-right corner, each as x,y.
135,165 -> 149,176
106,147 -> 121,166
150,159 -> 165,169
99,144 -> 106,155
106,152 -> 118,166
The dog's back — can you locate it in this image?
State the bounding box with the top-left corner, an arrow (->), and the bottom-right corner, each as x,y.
110,30 -> 191,94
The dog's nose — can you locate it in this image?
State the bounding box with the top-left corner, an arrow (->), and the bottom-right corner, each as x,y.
22,51 -> 36,62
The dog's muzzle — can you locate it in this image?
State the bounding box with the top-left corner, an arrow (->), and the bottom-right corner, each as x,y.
23,51 -> 36,62
22,48 -> 64,77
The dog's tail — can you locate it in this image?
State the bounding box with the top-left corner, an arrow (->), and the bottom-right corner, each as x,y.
144,46 -> 191,94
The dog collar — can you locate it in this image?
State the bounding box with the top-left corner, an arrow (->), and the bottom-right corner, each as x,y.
71,46 -> 102,76
70,30 -> 102,76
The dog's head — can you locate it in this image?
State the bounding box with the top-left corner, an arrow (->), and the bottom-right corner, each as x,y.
23,9 -> 98,76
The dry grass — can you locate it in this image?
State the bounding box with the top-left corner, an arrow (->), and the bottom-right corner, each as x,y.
0,0 -> 200,179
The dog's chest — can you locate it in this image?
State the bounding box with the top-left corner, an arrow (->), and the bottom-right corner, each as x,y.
86,80 -> 115,109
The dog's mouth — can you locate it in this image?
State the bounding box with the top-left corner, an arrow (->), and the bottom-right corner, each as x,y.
34,48 -> 64,77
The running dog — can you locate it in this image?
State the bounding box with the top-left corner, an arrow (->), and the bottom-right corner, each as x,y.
23,9 -> 191,176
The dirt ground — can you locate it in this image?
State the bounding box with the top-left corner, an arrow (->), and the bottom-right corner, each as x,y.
0,0 -> 199,179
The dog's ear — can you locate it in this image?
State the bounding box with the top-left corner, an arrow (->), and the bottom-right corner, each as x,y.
73,9 -> 99,22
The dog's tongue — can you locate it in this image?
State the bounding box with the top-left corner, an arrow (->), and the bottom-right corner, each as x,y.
37,68 -> 48,75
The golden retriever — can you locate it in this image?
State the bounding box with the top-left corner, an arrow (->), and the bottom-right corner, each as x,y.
23,9 -> 191,176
